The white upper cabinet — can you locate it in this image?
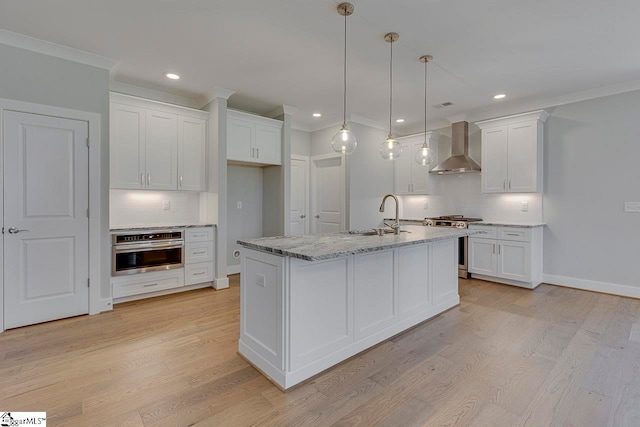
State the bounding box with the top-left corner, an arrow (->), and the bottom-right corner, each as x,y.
110,93 -> 208,191
227,110 -> 282,166
394,132 -> 439,195
178,116 -> 207,191
476,110 -> 548,193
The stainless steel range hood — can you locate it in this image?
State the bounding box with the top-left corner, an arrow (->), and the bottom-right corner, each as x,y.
430,121 -> 481,174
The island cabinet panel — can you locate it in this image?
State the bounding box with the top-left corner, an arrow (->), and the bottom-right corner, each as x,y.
240,250 -> 283,370
431,239 -> 458,306
398,244 -> 431,320
289,257 -> 352,371
354,250 -> 397,341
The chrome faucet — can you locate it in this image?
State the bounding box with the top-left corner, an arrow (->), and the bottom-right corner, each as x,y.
379,194 -> 400,235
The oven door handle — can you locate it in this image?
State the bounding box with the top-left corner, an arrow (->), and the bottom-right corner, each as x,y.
114,243 -> 184,253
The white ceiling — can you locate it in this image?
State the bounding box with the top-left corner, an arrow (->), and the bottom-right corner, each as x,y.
2,0 -> 640,134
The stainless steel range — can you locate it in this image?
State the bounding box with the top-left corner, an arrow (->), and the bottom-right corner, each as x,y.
423,215 -> 482,278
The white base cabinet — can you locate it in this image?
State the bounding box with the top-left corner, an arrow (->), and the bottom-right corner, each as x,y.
239,238 -> 459,390
468,225 -> 542,289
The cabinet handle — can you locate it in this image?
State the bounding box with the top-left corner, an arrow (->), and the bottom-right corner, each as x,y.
492,243 -> 495,254
140,173 -> 144,186
314,215 -> 320,219
498,244 -> 501,255
193,271 -> 206,276
508,179 -> 511,189
193,250 -> 206,255
179,175 -> 183,188
143,283 -> 158,288
504,232 -> 520,236
503,179 -> 506,190
147,173 -> 151,186
257,148 -> 260,158
251,148 -> 255,157
300,215 -> 306,218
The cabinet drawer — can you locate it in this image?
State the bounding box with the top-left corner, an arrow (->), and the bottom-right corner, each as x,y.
185,227 -> 213,243
185,242 -> 214,264
112,270 -> 184,298
497,227 -> 531,242
185,262 -> 214,285
469,225 -> 497,239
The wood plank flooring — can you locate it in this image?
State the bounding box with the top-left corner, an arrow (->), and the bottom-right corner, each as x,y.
2,276 -> 640,426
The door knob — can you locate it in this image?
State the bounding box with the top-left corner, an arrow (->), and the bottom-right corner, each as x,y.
300,215 -> 306,218
314,215 -> 320,219
7,227 -> 28,234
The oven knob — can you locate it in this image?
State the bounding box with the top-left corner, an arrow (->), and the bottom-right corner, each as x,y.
424,219 -> 434,227
456,221 -> 467,228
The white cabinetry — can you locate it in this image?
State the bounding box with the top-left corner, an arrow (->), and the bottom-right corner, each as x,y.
227,110 -> 282,166
110,93 -> 208,191
239,238 -> 459,389
395,132 -> 439,195
184,227 -> 215,285
468,225 -> 542,289
475,110 -> 548,193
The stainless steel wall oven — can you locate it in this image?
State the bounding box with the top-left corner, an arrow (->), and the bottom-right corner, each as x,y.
112,231 -> 184,276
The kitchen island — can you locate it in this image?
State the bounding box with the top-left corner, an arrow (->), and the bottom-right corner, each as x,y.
237,225 -> 479,390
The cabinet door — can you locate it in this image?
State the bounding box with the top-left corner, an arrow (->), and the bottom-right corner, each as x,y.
481,126 -> 508,193
469,238 -> 497,276
497,240 -> 531,282
507,121 -> 537,192
411,142 -> 431,194
254,124 -> 282,165
395,143 -> 413,194
110,103 -> 146,189
227,118 -> 254,162
398,244 -> 430,319
146,110 -> 178,190
178,116 -> 207,191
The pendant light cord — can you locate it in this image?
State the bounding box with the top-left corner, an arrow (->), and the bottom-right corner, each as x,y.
343,12 -> 347,126
424,59 -> 428,145
389,38 -> 393,136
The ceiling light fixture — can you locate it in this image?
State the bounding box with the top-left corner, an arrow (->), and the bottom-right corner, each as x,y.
165,73 -> 180,80
313,113 -> 322,118
331,3 -> 357,155
380,32 -> 401,161
396,118 -> 405,123
493,93 -> 506,99
415,55 -> 435,167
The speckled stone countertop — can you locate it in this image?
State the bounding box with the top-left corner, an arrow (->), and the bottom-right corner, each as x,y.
471,221 -> 545,228
238,225 -> 481,261
110,224 -> 216,232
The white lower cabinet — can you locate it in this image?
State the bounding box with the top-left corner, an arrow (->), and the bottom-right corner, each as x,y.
112,269 -> 184,299
239,238 -> 460,389
468,225 -> 542,289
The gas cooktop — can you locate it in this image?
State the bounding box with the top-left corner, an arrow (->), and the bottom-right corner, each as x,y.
423,215 -> 483,229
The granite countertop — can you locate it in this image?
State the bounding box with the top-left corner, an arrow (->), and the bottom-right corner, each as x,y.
110,223 -> 216,232
238,225 -> 481,261
471,221 -> 545,228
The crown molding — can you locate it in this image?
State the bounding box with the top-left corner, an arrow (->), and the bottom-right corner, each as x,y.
0,29 -> 117,70
267,104 -> 299,118
348,113 -> 388,132
475,110 -> 549,129
109,81 -> 205,109
202,87 -> 236,104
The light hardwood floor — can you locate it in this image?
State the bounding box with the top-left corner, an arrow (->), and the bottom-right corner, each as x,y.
2,276 -> 640,426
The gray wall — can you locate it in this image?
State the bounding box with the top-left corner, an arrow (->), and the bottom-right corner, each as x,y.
227,165 -> 263,268
543,89 -> 640,288
0,44 -> 111,300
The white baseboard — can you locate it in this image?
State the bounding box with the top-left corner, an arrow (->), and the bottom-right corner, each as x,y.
214,277 -> 229,290
227,265 -> 241,275
543,274 -> 640,299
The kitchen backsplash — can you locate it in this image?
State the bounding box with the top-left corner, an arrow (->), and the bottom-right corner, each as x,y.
110,189 -> 202,226
400,173 -> 544,223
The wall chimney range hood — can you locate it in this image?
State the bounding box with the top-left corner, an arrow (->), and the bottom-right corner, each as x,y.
430,121 -> 481,174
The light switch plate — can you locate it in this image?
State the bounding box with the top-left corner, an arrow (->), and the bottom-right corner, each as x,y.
423,202 -> 429,210
255,274 -> 265,287
624,202 -> 640,213
521,202 -> 529,212
237,201 -> 243,209
162,200 -> 170,210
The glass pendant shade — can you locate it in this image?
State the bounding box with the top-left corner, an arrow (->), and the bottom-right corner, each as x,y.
331,124 -> 357,155
414,144 -> 434,166
379,135 -> 402,160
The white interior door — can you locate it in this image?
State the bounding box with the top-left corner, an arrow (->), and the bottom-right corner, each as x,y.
290,157 -> 308,235
311,155 -> 345,234
3,111 -> 89,329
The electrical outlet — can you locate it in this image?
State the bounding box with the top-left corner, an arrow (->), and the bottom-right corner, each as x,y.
255,274 -> 265,287
624,202 -> 640,213
521,202 -> 529,212
423,202 -> 429,210
237,201 -> 242,209
162,200 -> 170,210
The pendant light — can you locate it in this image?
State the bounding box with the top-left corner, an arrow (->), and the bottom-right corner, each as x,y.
415,55 -> 435,166
331,3 -> 357,155
380,32 -> 401,160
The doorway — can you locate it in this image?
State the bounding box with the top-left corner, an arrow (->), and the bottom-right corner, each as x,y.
310,154 -> 346,234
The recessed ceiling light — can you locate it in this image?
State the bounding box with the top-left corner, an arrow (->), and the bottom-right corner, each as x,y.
313,113 -> 322,118
165,73 -> 180,80
493,93 -> 506,99
396,118 -> 405,123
